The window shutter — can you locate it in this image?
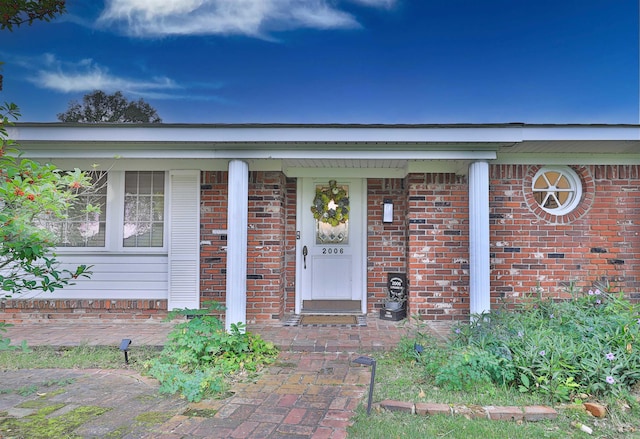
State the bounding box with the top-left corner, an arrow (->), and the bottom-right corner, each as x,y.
168,170 -> 200,310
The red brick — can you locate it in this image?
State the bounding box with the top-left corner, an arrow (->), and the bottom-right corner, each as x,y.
485,406 -> 524,421
415,403 -> 451,416
523,405 -> 557,421
584,402 -> 607,418
379,400 -> 414,414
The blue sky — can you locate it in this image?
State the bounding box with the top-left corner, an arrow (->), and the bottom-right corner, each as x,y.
1,0 -> 638,124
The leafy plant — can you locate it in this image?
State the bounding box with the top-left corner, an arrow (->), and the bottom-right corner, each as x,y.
1,103 -> 96,298
146,301 -> 278,402
406,283 -> 640,403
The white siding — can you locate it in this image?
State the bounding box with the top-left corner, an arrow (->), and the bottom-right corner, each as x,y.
15,253 -> 168,300
168,170 -> 201,310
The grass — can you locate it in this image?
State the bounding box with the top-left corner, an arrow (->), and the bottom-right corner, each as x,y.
349,348 -> 640,438
349,286 -> 640,439
0,345 -> 160,372
349,409 -> 577,439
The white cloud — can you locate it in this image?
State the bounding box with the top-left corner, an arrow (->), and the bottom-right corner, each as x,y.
28,54 -> 180,96
349,0 -> 395,8
98,0 -> 395,38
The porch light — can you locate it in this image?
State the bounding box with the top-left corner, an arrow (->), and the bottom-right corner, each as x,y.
382,199 -> 393,223
352,355 -> 377,415
119,339 -> 132,364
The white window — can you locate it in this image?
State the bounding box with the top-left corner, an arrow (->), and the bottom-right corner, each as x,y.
49,171 -> 167,251
531,166 -> 582,215
123,171 -> 165,248
45,171 -> 108,248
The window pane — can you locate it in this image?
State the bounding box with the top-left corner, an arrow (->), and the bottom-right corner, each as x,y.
123,171 -> 165,248
153,172 -> 165,194
531,167 -> 581,215
124,172 -> 138,194
138,172 -> 152,195
42,171 -> 107,247
151,223 -> 164,247
314,183 -> 349,244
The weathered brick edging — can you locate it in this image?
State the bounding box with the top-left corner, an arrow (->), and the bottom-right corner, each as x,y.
379,400 -> 558,421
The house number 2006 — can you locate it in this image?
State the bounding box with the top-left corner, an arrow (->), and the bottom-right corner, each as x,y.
322,248 -> 344,254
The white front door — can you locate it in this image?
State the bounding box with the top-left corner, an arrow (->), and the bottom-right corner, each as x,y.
296,178 -> 366,313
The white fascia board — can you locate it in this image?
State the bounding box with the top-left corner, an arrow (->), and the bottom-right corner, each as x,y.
10,124 -> 640,144
9,125 -> 524,143
522,126 -> 640,141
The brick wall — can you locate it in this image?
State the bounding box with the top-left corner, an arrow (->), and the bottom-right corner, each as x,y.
200,171 -> 289,323
490,164 -> 640,303
367,178 -> 408,311
200,171 -> 229,307
0,299 -> 167,323
406,173 -> 470,320
6,164 -> 638,324
246,171 -> 287,321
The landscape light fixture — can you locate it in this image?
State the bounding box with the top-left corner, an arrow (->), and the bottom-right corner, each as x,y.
382,199 -> 393,223
352,355 -> 377,415
119,339 -> 132,364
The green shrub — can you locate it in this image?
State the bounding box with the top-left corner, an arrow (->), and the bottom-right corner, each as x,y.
146,302 -> 278,402
409,284 -> 640,402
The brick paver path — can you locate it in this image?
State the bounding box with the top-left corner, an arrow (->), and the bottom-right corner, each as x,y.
2,317 -> 452,438
153,352 -> 371,438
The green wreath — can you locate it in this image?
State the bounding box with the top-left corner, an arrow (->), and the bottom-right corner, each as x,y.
310,180 -> 350,226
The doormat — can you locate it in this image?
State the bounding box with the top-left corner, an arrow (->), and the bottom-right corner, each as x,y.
284,315 -> 367,327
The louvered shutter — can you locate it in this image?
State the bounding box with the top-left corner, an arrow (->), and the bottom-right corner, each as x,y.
168,170 -> 200,310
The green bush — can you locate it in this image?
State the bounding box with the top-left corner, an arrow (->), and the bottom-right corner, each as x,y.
409,284 -> 640,403
146,302 -> 278,402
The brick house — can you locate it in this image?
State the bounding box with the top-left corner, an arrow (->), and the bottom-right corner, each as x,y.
2,123 -> 639,327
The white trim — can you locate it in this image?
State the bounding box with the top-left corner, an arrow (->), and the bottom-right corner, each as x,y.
296,178 -> 367,314
522,126 -> 640,141
468,161 -> 491,316
9,125 -> 523,143
359,181 -> 368,315
531,166 -> 582,215
295,181 -> 303,315
10,124 -> 639,145
52,170 -> 169,254
225,160 -> 249,331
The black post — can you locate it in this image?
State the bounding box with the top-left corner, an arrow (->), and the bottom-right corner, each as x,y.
120,339 -> 132,365
353,356 -> 377,416
366,359 -> 376,415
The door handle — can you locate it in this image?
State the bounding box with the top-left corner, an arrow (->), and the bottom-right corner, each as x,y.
302,245 -> 308,269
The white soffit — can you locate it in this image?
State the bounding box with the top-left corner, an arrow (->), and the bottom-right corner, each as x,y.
10,124 -> 524,143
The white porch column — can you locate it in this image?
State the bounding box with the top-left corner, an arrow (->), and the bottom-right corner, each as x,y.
468,161 -> 491,317
226,160 -> 249,332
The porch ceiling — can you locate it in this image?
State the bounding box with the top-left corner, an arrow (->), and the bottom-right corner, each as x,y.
501,140 -> 640,154
283,158 -> 408,168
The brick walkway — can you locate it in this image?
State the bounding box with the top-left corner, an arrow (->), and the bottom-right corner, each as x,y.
3,316 -> 453,350
2,316 -> 454,438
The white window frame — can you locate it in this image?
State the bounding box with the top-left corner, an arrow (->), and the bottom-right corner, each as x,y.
531,166 -> 582,215
54,170 -> 169,253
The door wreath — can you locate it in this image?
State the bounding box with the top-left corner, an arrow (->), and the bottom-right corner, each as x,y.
310,180 -> 350,226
